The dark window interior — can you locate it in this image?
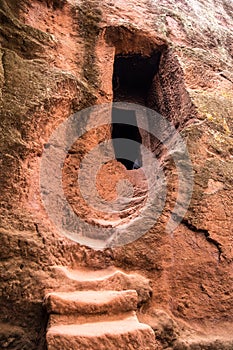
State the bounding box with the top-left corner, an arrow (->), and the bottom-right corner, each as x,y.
112,107 -> 142,170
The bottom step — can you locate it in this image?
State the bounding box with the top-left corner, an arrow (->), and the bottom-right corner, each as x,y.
47,312 -> 156,350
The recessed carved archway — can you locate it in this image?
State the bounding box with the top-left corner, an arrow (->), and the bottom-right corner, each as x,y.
61,25 -> 196,239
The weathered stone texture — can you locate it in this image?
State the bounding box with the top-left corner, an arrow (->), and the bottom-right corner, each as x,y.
0,0 -> 232,349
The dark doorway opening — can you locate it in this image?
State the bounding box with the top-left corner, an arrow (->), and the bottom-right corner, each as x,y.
112,51 -> 161,169
112,107 -> 142,170
112,51 -> 161,105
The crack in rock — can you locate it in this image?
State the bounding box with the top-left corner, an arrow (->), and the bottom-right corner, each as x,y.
182,219 -> 223,262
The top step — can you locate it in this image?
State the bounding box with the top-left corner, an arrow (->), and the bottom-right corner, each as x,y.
50,266 -> 152,304
53,266 -> 118,282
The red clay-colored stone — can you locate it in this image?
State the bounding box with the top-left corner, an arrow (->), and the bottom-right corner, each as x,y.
0,0 -> 233,349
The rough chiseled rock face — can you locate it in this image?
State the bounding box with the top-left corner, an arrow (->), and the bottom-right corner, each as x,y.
0,0 -> 233,349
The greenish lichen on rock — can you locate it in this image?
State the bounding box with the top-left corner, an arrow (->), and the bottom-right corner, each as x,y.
76,1 -> 102,90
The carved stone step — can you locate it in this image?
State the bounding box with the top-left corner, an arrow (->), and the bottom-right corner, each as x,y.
45,290 -> 138,315
46,312 -> 156,350
50,266 -> 152,304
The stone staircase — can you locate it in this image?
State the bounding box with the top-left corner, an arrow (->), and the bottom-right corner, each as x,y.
44,266 -> 156,349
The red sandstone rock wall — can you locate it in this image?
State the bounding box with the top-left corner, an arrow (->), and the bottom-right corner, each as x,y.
0,0 -> 232,348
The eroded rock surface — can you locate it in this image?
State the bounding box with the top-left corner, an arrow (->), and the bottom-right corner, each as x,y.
0,0 -> 233,349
